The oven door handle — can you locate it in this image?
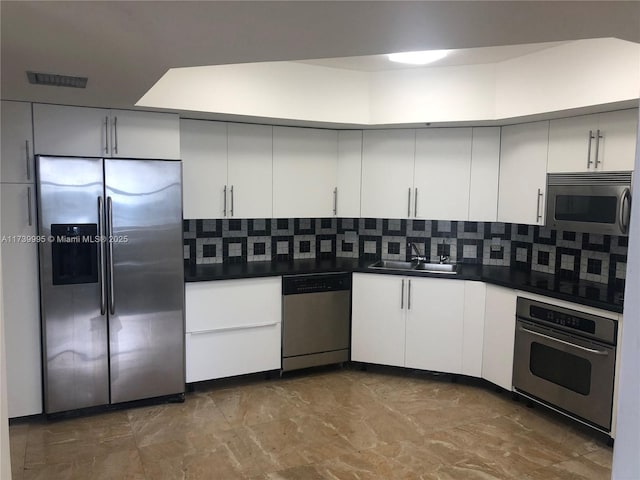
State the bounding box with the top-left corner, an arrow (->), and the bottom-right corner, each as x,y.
518,325 -> 609,356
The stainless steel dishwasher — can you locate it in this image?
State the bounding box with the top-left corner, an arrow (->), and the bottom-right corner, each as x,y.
282,272 -> 351,372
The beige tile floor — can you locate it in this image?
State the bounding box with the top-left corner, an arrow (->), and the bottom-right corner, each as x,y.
9,367 -> 613,479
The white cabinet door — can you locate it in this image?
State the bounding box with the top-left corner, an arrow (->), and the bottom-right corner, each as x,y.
110,109 -> 180,160
337,130 -> 362,217
482,284 -> 517,390
227,123 -> 273,219
33,103 -> 109,157
180,119 -> 227,219
548,110 -> 638,173
547,115 -> 597,173
498,121 -> 549,225
405,277 -> 465,374
361,129 -> 415,219
598,109 -> 639,172
414,128 -> 472,221
0,184 -> 42,417
1,101 -> 34,184
185,278 -> 281,382
351,273 -> 406,367
462,281 -> 486,377
469,127 -> 500,221
273,126 -> 337,218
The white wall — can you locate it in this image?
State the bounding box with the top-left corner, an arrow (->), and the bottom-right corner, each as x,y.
612,112 -> 640,479
496,38 -> 640,119
369,63 -> 496,124
137,38 -> 640,125
137,61 -> 371,124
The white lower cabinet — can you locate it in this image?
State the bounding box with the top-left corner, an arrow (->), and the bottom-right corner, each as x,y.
0,183 -> 42,417
351,273 -> 406,367
352,273 -> 483,376
185,277 -> 281,382
405,277 -> 465,373
482,284 -> 517,390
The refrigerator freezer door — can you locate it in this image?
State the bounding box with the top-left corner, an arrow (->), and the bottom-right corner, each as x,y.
37,156 -> 109,413
105,159 -> 185,403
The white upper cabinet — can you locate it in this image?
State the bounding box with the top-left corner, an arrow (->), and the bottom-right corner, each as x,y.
180,119 -> 227,219
33,104 -> 108,157
469,127 -> 500,222
361,129 -> 415,219
273,126 -> 338,218
498,121 -> 549,225
1,101 -> 34,184
414,128 -> 472,221
337,130 -> 362,217
227,123 -> 273,219
548,109 -> 638,173
109,109 -> 180,160
33,104 -> 180,159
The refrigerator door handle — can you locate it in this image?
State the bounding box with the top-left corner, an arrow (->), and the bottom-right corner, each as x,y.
98,197 -> 107,315
107,196 -> 115,315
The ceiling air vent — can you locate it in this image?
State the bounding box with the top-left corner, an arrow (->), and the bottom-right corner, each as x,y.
27,71 -> 88,88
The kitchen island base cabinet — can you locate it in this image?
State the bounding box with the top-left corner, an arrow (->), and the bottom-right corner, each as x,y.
185,277 -> 281,383
482,284 -> 517,391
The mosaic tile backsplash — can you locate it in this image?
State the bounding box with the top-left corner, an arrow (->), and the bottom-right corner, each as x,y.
183,218 -> 628,287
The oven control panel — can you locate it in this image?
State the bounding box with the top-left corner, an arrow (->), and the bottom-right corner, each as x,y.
529,305 -> 595,334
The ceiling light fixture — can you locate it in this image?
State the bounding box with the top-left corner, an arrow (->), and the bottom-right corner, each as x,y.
387,50 -> 449,65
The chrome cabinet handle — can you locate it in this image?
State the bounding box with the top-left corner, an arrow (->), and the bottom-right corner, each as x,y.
401,279 -> 405,309
26,186 -> 33,226
408,279 -> 411,310
98,197 -> 106,315
414,188 -> 418,217
188,321 -> 279,335
594,129 -> 603,169
230,185 -> 234,217
223,185 -> 227,216
104,116 -> 109,154
107,196 -> 115,315
113,116 -> 118,155
586,130 -> 594,168
518,325 -> 609,356
619,188 -> 631,234
333,187 -> 338,216
536,188 -> 543,223
25,140 -> 31,180
407,188 -> 412,217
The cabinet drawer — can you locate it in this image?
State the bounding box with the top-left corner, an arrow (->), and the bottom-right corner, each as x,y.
186,322 -> 281,382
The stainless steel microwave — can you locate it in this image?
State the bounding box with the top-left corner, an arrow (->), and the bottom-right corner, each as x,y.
546,172 -> 632,235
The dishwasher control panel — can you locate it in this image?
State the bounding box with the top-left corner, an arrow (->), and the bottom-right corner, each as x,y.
283,272 -> 351,295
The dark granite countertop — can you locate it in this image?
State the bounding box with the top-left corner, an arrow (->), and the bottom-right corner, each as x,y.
185,259 -> 624,313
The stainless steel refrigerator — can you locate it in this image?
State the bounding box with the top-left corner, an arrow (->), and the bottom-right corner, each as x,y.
36,156 -> 185,414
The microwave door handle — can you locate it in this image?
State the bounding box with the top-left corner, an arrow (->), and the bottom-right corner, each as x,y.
619,188 -> 631,234
518,325 -> 609,356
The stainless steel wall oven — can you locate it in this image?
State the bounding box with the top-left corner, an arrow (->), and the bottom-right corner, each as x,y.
513,297 -> 617,433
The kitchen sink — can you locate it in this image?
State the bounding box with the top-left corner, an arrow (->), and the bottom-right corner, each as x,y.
414,262 -> 460,274
368,260 -> 417,270
367,260 -> 460,274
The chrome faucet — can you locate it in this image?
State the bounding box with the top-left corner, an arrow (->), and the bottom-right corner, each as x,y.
408,242 -> 426,262
439,254 -> 450,264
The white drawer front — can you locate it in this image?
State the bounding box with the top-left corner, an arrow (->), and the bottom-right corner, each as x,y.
185,322 -> 281,382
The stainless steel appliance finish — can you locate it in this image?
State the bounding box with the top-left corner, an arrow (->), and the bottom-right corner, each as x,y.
282,273 -> 351,372
513,297 -> 617,432
37,156 -> 185,414
546,171 -> 632,235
